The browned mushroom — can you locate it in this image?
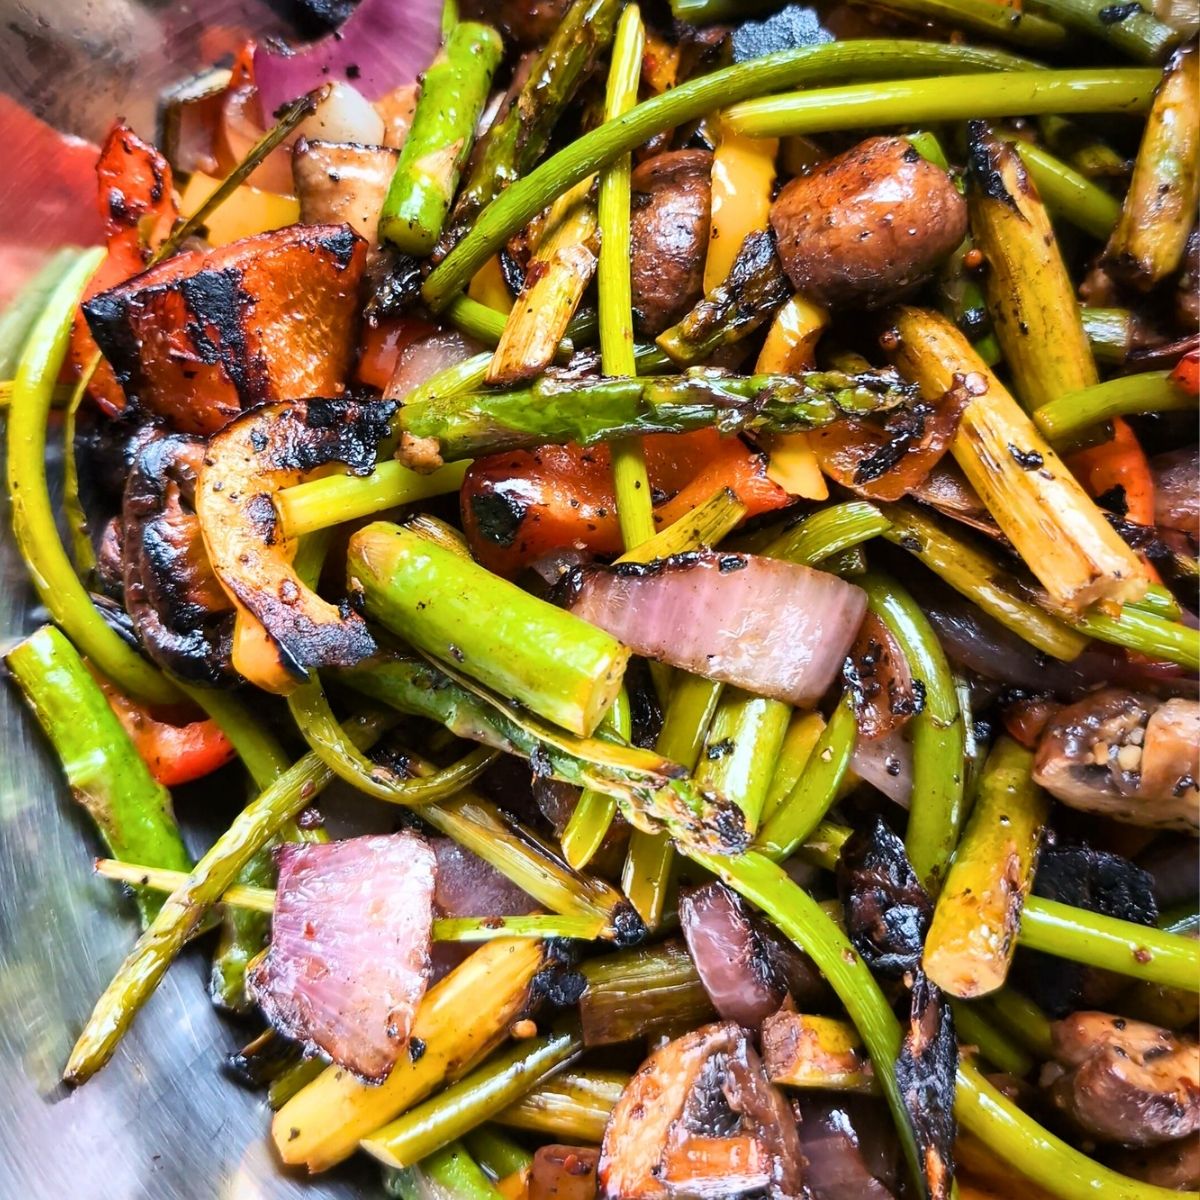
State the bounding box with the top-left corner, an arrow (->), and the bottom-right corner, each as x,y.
769,136 -> 966,309
1032,689 -> 1200,831
1111,1135 -> 1200,1190
530,1145 -> 601,1200
629,150 -> 713,337
598,1021 -> 804,1199
292,139 -> 398,249
1151,446 -> 1199,540
1042,1012 -> 1200,1147
122,433 -> 235,684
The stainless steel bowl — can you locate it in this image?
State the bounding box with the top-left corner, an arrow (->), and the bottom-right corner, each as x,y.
0,4 -> 374,1195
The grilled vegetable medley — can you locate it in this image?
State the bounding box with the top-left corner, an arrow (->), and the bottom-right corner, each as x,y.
5,0 -> 1200,1196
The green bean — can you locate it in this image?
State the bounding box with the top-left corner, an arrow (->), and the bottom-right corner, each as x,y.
695,689 -> 791,835
379,22 -> 502,254
385,1142 -> 503,1200
497,1069 -> 627,1143
861,571 -> 966,892
423,40 -> 1038,308
1014,140 -> 1121,240
756,693 -> 857,863
62,713 -> 395,1085
361,1024 -> 583,1168
1034,370 -> 1193,445
600,4 -> 653,552
463,1127 -> 533,1181
1024,0 -> 1181,63
397,369 -> 914,463
7,247 -> 178,705
951,1001 -> 1035,1078
1020,897 -> 1200,992
878,501 -> 1089,662
725,70 -> 1159,139
622,671 -> 723,928
6,627 -> 191,926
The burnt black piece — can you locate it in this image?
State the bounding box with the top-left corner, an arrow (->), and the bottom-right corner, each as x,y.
895,975 -> 958,1200
731,5 -> 832,62
284,0 -> 360,36
363,247 -> 423,324
837,816 -> 933,979
853,403 -> 933,485
1014,845 -> 1157,1016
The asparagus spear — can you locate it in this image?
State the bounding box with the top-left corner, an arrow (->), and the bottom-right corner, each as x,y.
6,627 -> 191,926
762,711 -> 826,825
273,938 -> 546,1171
1012,140 -> 1121,241
379,21 -> 503,255
348,521 -> 629,737
761,1012 -> 877,1092
497,1069 -> 627,1142
1105,45 -> 1199,289
385,1142 -> 502,1200
464,1127 -> 533,1181
487,176 -> 598,386
362,1023 -> 584,1168
1034,369 -> 1193,446
967,124 -> 1100,413
423,39 -> 1040,309
396,368 -> 916,464
725,70 -> 1159,138
950,1002 -> 1035,1078
60,714 -> 414,1085
437,0 -> 622,256
1023,0 -> 1182,63
924,738 -> 1050,997
886,306 -> 1148,613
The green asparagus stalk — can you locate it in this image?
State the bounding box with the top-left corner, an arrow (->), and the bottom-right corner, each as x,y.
694,688 -> 792,836
867,0 -> 1068,48
655,231 -> 792,366
1024,0 -> 1182,63
762,1012 -> 878,1093
1104,45 -> 1199,288
924,738 -> 1049,996
622,671 -> 724,928
1033,370 -> 1193,445
724,70 -> 1159,139
61,713 -> 401,1085
861,571 -> 967,892
762,711 -> 826,825
7,246 -> 178,705
348,521 -> 629,737
396,368 -> 916,464
0,246 -> 81,374
950,1001 -> 1035,1078
560,693 -> 630,872
363,1023 -> 584,1168
601,3 -> 653,551
385,1142 -> 503,1200
1038,113 -> 1129,179
978,987 -> 1055,1059
764,500 -> 892,566
968,123 -> 1100,414
423,39 -> 1039,309
497,1070 -> 627,1143
1065,599 -> 1200,671
274,937 -> 546,1171
755,694 -> 857,863
1013,140 -> 1121,240
437,0 -> 622,256
7,627 -> 191,926
1081,306 -> 1154,364
446,294 -> 597,354
379,22 -> 503,254
579,941 -> 714,1046
877,501 -> 1089,661
463,1127 -> 533,1180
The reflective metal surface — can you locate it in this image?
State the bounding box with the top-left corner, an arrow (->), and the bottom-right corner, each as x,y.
0,3 -> 374,1196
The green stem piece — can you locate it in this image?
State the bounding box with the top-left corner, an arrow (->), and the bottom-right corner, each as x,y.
861,0 -> 1067,49
497,1069 -> 627,1143
379,21 -> 503,255
7,627 -> 191,926
463,1127 -> 533,1180
1024,0 -> 1181,63
361,1023 -> 583,1168
726,69 -> 1159,138
1034,370 -> 1193,445
1014,140 -> 1121,240
1066,603 -> 1200,672
561,692 -> 630,871
951,1001 -> 1035,1078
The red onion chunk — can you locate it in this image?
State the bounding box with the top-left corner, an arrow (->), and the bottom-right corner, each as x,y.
254,0 -> 443,114
428,838 -> 537,982
680,882 -> 785,1028
795,1097 -> 899,1200
387,330 -> 483,402
570,552 -> 867,707
850,729 -> 913,808
247,833 -> 435,1081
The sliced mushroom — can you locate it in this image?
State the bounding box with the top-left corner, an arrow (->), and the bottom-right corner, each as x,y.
123,433 -> 235,684
530,1145 -> 601,1200
1111,1135 -> 1200,1190
598,1021 -> 804,1199
1033,689 -> 1200,832
292,138 -> 399,250
1042,1012 -> 1200,1147
196,397 -> 394,692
